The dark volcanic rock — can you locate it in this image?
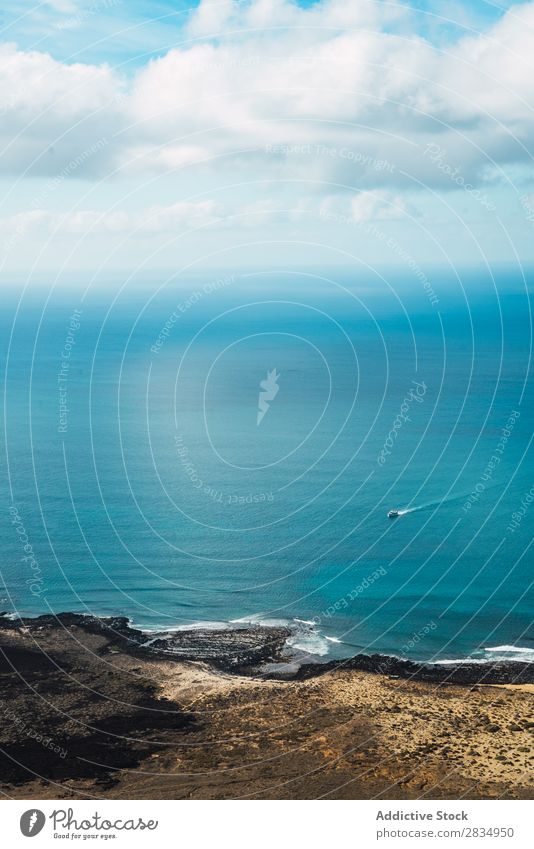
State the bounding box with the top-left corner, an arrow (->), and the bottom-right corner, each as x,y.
0,612 -> 293,672
2,612 -> 532,684
1,612 -> 533,799
144,626 -> 292,670
0,613 -> 194,786
293,652 -> 534,686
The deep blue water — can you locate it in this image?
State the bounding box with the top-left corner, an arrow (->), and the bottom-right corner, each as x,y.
1,269 -> 533,664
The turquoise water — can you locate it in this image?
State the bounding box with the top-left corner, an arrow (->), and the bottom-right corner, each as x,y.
2,270 -> 533,664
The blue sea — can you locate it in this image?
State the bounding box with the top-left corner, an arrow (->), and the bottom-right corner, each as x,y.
1,268 -> 533,665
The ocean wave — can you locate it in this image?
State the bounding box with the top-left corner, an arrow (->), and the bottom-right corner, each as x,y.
140,620 -> 234,633
139,614 -> 296,634
231,615 -> 338,657
285,631 -> 331,657
484,644 -> 534,654
436,645 -> 534,665
230,614 -> 293,627
138,613 -> 340,659
129,614 -> 534,666
139,613 -> 337,658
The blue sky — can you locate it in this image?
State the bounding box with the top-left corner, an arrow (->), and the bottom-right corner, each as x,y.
1,0 -> 533,278
0,1 -> 518,67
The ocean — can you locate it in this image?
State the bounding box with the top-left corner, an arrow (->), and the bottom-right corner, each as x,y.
2,268 -> 533,665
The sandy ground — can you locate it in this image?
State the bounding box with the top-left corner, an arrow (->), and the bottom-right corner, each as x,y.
1,620 -> 533,800
486,684 -> 534,694
109,653 -> 534,799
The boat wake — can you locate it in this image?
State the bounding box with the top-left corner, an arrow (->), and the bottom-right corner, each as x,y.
389,491 -> 471,518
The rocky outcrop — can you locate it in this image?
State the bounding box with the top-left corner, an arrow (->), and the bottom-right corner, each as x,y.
293,652 -> 534,686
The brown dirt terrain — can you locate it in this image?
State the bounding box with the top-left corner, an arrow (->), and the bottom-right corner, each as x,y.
0,616 -> 532,800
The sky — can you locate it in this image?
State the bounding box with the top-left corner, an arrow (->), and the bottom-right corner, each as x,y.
1,0 -> 534,280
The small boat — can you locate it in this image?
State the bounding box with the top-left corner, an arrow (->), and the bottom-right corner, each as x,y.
388,510 -> 399,518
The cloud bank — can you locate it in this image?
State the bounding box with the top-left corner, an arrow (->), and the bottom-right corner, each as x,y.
0,0 -> 533,192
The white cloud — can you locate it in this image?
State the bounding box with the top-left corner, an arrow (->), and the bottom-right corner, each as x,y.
0,192 -> 414,245
349,191 -> 411,223
320,191 -> 412,224
125,0 -> 534,190
0,42 -> 121,176
186,0 -> 237,37
0,201 -> 222,238
1,0 -> 534,193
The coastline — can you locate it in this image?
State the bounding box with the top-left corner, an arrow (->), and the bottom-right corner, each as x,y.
1,612 -> 533,800
3,612 -> 533,682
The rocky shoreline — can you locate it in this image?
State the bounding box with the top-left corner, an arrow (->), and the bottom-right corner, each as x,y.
2,611 -> 533,684
1,612 -> 533,799
295,652 -> 534,686
0,612 -> 293,673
